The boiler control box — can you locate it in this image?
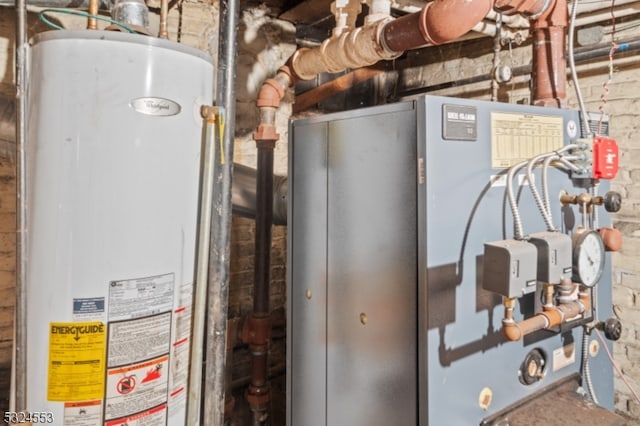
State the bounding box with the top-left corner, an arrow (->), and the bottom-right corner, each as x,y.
483,239 -> 538,298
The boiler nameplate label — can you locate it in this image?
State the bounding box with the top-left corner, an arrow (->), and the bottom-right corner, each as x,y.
491,112 -> 564,168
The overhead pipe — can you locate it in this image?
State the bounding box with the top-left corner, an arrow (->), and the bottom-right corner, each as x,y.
529,0 -> 568,106
0,0 -> 110,7
394,37 -> 640,98
331,0 -> 361,37
13,0 -> 28,415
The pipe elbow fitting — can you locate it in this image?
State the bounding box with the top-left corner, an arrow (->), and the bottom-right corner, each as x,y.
256,78 -> 286,108
502,320 -> 523,341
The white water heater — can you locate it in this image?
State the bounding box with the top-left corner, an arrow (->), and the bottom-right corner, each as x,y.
23,30 -> 212,426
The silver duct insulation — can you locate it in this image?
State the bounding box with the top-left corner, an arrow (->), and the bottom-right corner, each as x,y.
233,163 -> 287,226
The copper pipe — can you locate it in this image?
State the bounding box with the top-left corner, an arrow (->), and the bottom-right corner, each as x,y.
531,0 -> 568,107
293,67 -> 384,113
158,0 -> 168,39
87,0 -> 98,29
502,288 -> 591,341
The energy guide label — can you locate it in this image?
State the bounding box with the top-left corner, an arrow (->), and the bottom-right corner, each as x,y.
47,322 -> 106,402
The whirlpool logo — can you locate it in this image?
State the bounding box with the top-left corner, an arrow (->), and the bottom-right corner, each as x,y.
130,97 -> 181,116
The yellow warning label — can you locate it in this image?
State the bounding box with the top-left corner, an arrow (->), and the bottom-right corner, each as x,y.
48,321 -> 106,402
491,112 -> 564,168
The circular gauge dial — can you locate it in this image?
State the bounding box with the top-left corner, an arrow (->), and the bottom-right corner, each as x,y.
572,229 -> 606,287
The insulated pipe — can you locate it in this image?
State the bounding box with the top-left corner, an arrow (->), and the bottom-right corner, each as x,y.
203,0 -> 240,424
331,0 -> 361,37
365,0 -> 391,24
531,0 -> 568,106
291,0 -> 496,81
383,0 -> 493,49
13,0 -> 28,414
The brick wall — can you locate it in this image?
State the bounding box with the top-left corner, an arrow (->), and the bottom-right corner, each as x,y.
0,155 -> 14,404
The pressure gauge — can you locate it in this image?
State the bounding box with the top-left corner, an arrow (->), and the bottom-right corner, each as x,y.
572,229 -> 606,287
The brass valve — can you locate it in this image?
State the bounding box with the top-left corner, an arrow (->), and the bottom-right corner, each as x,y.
560,191 -> 622,214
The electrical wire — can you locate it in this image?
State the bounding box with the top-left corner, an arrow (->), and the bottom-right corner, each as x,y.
593,328 -> 640,404
525,146 -> 581,232
38,8 -> 136,33
526,153 -> 558,231
506,160 -> 529,239
507,146 -> 582,239
541,154 -> 559,216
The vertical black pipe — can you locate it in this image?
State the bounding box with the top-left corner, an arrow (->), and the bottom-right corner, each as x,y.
204,0 -> 240,424
253,143 -> 275,315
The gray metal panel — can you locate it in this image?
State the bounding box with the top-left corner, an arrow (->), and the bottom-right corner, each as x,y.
326,108 -> 417,426
416,96 -> 613,425
289,95 -> 616,426
288,121 -> 329,426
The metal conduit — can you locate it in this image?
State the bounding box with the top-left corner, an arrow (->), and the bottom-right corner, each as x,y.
204,0 -> 240,424
13,0 -> 28,414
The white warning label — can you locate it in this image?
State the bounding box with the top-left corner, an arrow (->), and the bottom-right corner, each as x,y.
108,273 -> 174,321
105,404 -> 167,426
107,312 -> 172,367
105,356 -> 170,421
63,400 -> 102,426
